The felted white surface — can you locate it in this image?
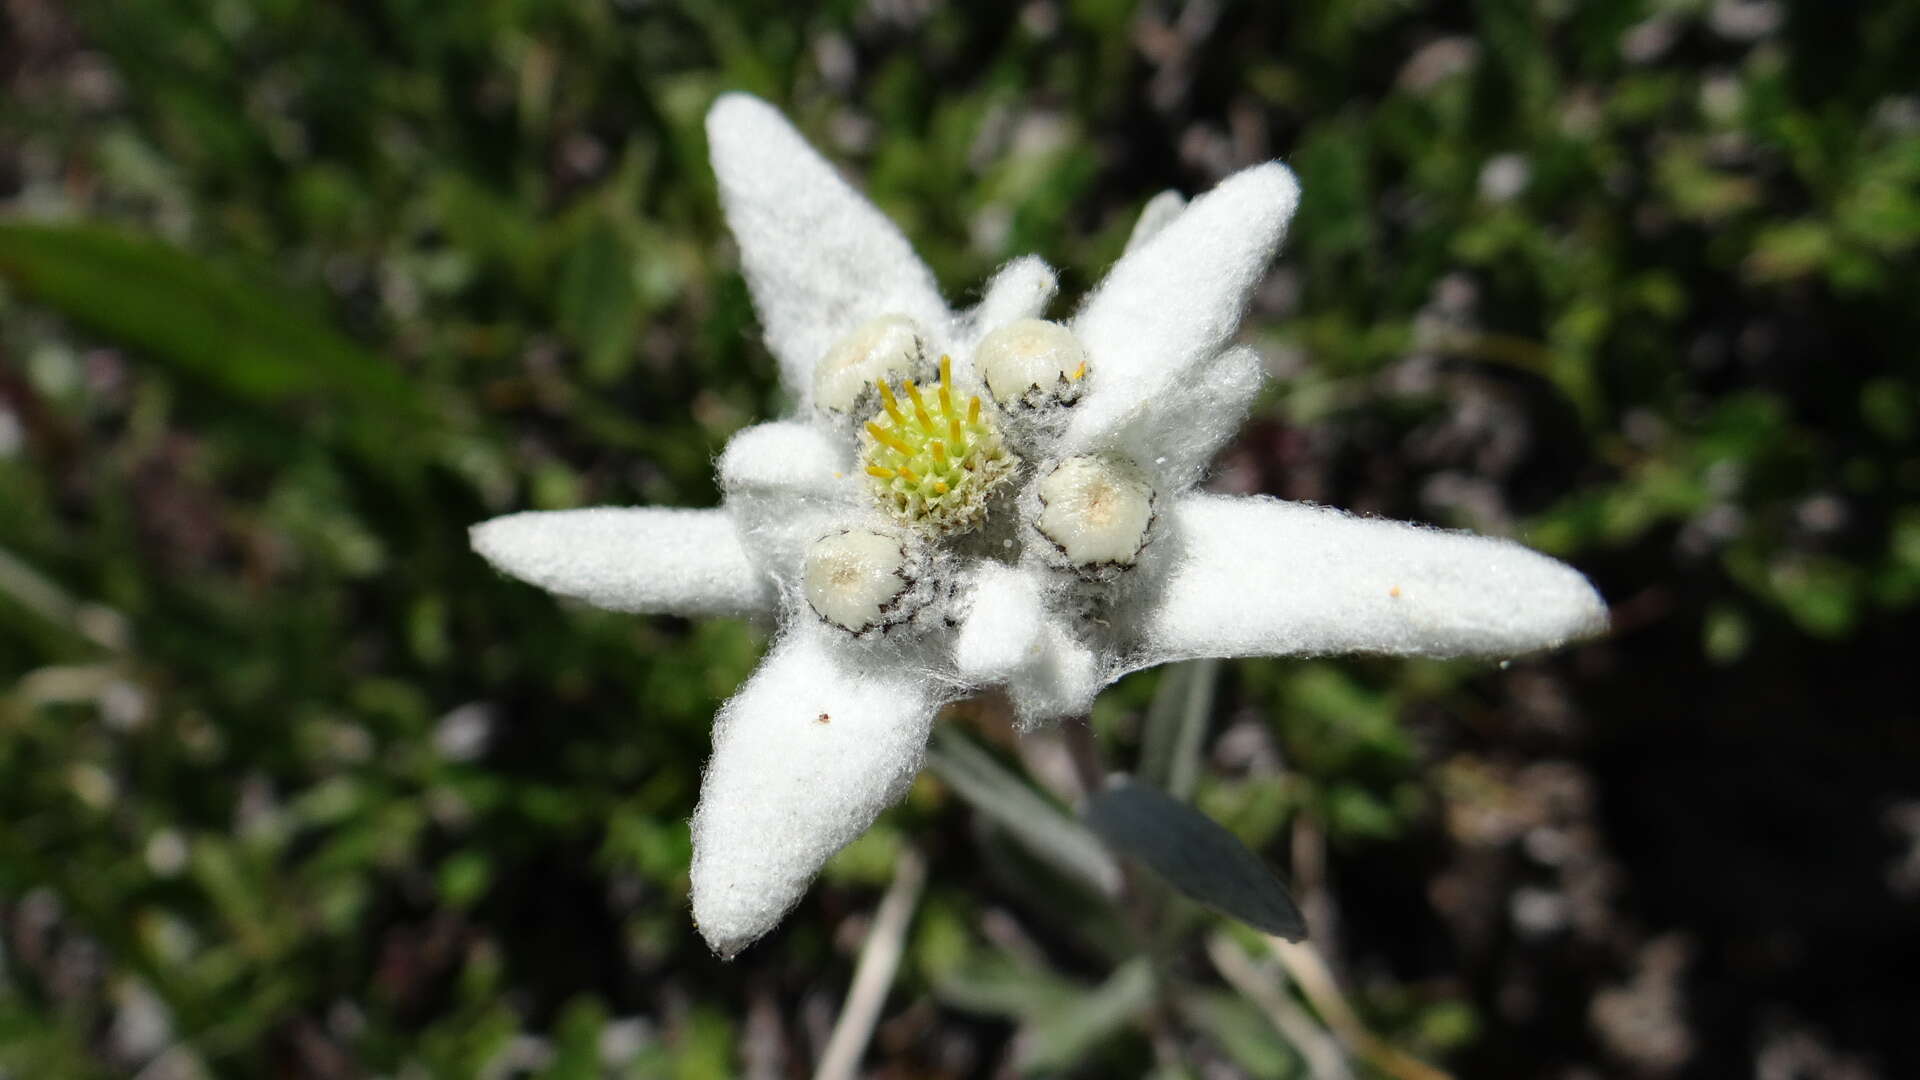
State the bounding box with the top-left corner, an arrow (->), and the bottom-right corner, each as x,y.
718,421 -> 859,585
954,562 -> 1045,683
1138,494 -> 1608,664
1124,189 -> 1187,254
717,420 -> 850,496
707,94 -> 951,407
1006,620 -> 1104,725
470,507 -> 772,617
690,627 -> 949,955
1065,162 -> 1298,456
954,563 -> 1102,723
1116,344 -> 1265,490
963,256 -> 1059,357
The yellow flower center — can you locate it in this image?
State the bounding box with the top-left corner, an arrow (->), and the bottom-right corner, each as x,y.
861,354 -> 1018,533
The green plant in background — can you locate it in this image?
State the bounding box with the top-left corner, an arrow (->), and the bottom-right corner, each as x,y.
2,0 -> 1917,1076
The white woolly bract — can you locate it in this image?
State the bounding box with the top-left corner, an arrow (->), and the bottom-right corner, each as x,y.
1115,344 -> 1265,491
1139,494 -> 1609,664
1064,162 -> 1298,457
718,420 -> 859,585
718,420 -> 849,494
1123,189 -> 1187,254
707,94 -> 950,407
690,628 -> 951,956
1007,620 -> 1104,725
954,562 -> 1045,683
470,507 -> 772,617
955,563 -> 1103,724
963,256 -> 1059,355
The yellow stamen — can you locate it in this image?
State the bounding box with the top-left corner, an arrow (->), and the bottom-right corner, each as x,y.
903,380 -> 933,428
876,380 -> 906,425
855,363 -> 1019,533
865,421 -> 911,455
1070,361 -> 1087,381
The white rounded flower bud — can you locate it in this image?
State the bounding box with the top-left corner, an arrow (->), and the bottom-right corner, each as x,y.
814,315 -> 930,414
1031,456 -> 1155,572
802,529 -> 924,635
976,318 -> 1089,409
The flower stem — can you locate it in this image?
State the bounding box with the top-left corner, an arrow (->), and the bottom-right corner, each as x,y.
1268,936 -> 1455,1080
1060,715 -> 1107,799
1206,932 -> 1354,1080
813,847 -> 927,1080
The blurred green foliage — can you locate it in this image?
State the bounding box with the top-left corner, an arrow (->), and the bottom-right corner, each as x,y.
3,0 -> 1917,1075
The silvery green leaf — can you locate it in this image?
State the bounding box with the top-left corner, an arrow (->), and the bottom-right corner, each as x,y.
932,952 -> 1087,1019
1174,990 -> 1305,1080
1013,956 -> 1157,1073
973,819 -> 1135,961
925,727 -> 1123,897
1083,778 -> 1307,941
1139,657 -> 1220,799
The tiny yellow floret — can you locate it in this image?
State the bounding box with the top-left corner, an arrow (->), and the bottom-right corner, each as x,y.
877,381 -> 906,426
866,421 -> 912,455
903,381 -> 933,428
858,367 -> 1019,534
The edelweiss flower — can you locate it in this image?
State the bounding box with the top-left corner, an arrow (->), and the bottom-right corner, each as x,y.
471,94 -> 1607,956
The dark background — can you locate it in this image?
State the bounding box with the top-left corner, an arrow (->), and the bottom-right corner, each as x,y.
2,0 -> 1917,1076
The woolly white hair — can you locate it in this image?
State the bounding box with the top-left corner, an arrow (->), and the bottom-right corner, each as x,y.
471,92 -> 1608,955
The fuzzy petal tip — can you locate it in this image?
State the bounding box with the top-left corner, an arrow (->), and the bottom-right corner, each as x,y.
689,630 -> 947,956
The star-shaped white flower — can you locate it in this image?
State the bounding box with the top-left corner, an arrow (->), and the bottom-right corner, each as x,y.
471,93 -> 1607,956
